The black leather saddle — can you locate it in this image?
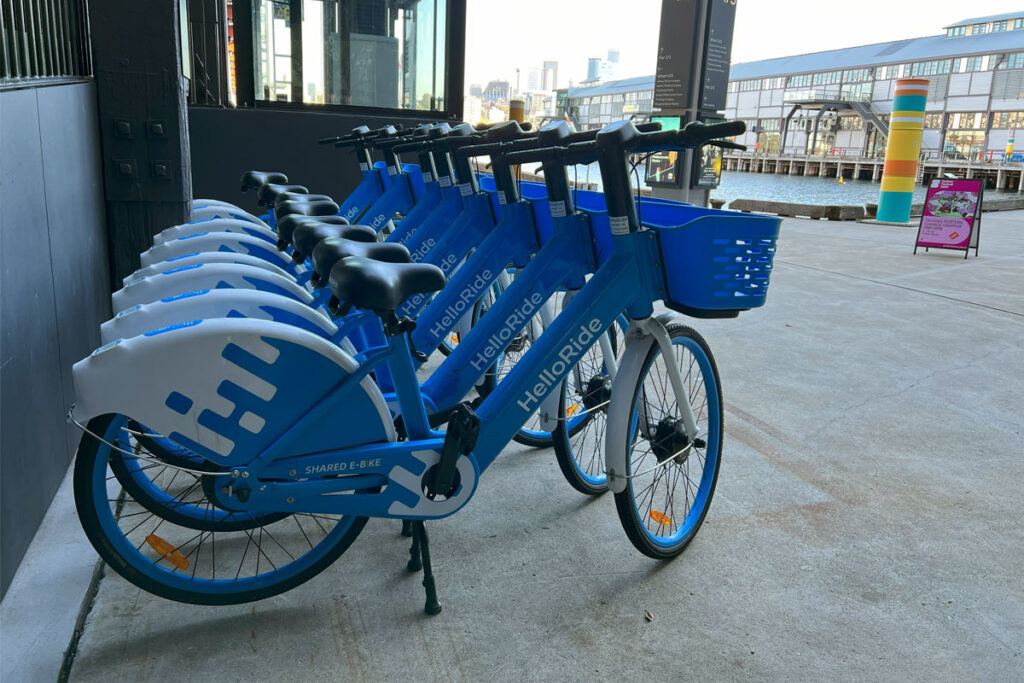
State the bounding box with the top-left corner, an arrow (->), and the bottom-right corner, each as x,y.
240,170 -> 288,191
257,183 -> 308,207
275,192 -> 333,208
293,223 -> 389,264
275,215 -> 349,251
329,256 -> 445,312
275,198 -> 339,222
310,237 -> 410,285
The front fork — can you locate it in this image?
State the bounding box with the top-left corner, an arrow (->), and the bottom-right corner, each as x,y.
605,314 -> 699,493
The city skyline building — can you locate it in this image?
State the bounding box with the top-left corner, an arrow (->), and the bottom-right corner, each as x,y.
543,60 -> 559,91
483,79 -> 511,102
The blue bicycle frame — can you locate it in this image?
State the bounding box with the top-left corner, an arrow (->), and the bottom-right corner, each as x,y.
203,210 -> 660,522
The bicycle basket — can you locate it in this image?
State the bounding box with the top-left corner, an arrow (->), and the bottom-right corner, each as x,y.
646,208 -> 781,317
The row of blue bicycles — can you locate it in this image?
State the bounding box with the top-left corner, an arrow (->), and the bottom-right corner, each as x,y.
70,116 -> 781,613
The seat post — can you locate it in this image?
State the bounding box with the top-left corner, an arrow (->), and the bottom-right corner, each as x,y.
380,313 -> 433,440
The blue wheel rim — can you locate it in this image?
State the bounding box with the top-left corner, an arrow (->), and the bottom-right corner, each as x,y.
627,335 -> 720,548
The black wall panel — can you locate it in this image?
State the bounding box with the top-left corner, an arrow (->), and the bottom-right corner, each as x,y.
0,83 -> 109,597
188,107 -> 443,209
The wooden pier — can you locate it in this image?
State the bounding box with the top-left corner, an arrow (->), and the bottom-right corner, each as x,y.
723,152 -> 1024,193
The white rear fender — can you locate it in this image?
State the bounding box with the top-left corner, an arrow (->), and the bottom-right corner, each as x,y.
154,218 -> 276,246
73,318 -> 394,466
140,233 -> 292,269
192,198 -> 242,210
112,263 -> 313,313
124,251 -> 292,286
189,206 -> 268,228
102,289 -> 338,344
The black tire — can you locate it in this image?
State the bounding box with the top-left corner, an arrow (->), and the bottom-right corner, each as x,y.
612,323 -> 723,559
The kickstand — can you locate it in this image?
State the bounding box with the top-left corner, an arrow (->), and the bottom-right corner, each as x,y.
401,519 -> 414,537
406,522 -> 422,572
409,520 -> 442,616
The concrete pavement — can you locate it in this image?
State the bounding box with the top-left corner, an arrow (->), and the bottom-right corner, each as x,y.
5,211 -> 1023,681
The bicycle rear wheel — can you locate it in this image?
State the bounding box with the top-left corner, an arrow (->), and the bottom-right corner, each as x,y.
108,423 -> 289,532
611,323 -> 723,559
75,413 -> 368,604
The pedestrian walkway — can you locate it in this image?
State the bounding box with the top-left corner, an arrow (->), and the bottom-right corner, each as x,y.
4,212 -> 1023,681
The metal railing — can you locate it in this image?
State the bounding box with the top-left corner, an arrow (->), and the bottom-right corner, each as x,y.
1,0 -> 92,88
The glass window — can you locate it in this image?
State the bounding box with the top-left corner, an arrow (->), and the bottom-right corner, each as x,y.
252,0 -> 449,111
1015,18 -> 1023,29
991,111 -> 1024,128
924,113 -> 944,128
993,21 -> 1007,32
965,56 -> 984,72
1006,53 -> 1024,69
973,23 -> 987,35
948,112 -> 988,129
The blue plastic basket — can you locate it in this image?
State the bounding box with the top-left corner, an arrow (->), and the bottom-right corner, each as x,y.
646,208 -> 781,317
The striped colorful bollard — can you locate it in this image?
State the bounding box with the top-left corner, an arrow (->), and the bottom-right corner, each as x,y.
877,78 -> 929,223
1005,132 -> 1015,162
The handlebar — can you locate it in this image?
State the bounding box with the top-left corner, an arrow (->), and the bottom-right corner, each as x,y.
494,119 -> 745,167
332,124 -> 401,149
317,125 -> 371,146
392,123 -> 480,154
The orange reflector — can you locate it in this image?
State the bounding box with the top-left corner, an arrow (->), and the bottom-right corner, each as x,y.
146,534 -> 189,570
649,510 -> 672,526
451,334 -> 460,344
567,404 -> 580,416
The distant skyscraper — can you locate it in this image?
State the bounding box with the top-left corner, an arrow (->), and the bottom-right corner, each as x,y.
542,61 -> 558,91
469,83 -> 483,97
525,66 -> 541,93
600,49 -> 619,80
586,57 -> 601,82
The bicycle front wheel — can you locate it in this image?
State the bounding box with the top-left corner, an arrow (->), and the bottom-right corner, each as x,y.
612,322 -> 723,559
75,413 -> 368,605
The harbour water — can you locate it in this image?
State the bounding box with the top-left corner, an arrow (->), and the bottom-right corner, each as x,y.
537,162 -> 1019,206
710,172 -> 1017,207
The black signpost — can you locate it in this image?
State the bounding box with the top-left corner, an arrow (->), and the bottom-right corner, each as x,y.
700,0 -> 737,112
653,0 -> 701,111
650,0 -> 738,201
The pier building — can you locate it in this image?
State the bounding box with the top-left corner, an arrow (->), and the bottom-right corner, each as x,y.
566,13 -> 1024,191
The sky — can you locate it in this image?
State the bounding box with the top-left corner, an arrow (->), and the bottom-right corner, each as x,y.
464,0 -> 1024,91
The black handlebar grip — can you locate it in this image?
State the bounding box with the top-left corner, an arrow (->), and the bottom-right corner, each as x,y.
637,122 -> 663,133
685,119 -> 746,140
711,139 -> 747,151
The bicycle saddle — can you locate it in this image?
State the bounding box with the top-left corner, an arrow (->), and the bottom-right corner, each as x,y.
257,183 -> 308,207
311,237 -> 410,285
240,170 -> 288,191
328,256 -> 445,312
275,192 -> 333,208
293,223 -> 386,264
275,198 -> 339,222
275,214 -> 351,250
